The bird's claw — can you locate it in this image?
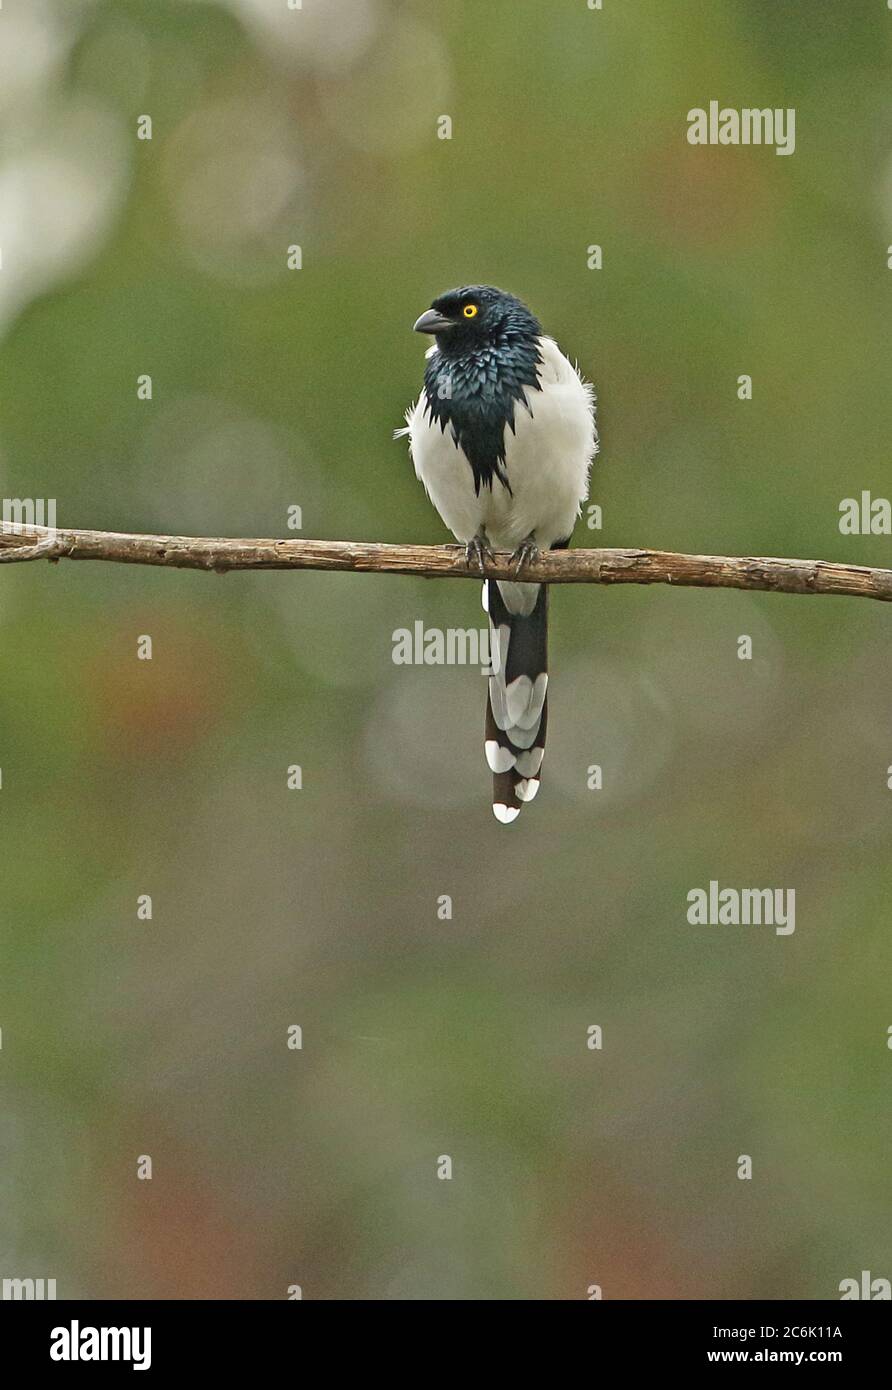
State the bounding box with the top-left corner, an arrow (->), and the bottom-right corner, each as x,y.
510,537 -> 539,576
466,533 -> 495,573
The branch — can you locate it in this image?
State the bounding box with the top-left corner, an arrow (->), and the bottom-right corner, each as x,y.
1,524 -> 890,602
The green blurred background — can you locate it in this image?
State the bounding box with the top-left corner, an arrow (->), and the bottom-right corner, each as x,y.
1,0 -> 891,1300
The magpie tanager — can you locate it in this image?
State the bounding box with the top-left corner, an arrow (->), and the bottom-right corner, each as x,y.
399,286 -> 598,823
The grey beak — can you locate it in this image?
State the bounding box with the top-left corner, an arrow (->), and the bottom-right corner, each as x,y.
413,308 -> 453,334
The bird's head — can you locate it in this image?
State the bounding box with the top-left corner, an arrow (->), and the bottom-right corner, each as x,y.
413,285 -> 540,355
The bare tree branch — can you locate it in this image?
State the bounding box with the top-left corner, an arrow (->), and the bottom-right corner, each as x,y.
1,523 -> 890,602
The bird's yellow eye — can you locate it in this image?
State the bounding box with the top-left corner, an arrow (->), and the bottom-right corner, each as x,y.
463,303 -> 478,319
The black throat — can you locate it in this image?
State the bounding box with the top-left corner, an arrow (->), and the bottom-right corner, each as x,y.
422,335 -> 543,494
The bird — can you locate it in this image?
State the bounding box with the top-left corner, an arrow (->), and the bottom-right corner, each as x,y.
398,285 -> 598,823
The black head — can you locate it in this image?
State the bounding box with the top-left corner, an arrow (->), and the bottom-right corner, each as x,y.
413,285 -> 540,355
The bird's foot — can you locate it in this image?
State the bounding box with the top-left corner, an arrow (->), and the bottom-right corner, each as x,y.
510,535 -> 539,576
465,531 -> 495,573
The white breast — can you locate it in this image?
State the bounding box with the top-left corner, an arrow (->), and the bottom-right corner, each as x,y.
404,336 -> 597,550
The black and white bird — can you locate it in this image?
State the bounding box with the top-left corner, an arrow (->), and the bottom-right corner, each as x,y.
399,285 -> 597,823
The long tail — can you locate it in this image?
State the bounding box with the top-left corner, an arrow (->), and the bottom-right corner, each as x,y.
484,579 -> 548,823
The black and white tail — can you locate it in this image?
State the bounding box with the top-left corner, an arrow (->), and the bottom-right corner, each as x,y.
484,579 -> 548,824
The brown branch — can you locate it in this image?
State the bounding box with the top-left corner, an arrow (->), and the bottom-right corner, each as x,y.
1,524 -> 890,602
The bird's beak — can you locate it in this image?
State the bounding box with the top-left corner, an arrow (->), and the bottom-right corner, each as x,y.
413,308 -> 453,334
